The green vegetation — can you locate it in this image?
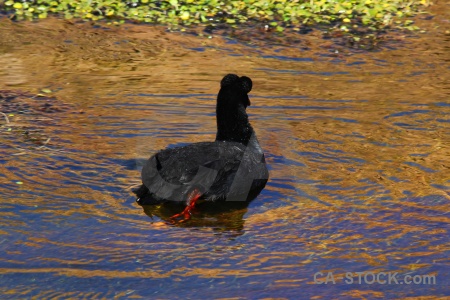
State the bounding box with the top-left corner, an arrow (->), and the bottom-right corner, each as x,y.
1,0 -> 430,32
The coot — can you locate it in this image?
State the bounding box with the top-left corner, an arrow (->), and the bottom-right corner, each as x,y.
134,74 -> 269,221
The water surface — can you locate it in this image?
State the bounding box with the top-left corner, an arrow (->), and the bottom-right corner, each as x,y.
0,10 -> 449,299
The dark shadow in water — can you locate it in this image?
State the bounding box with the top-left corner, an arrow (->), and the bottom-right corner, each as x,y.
141,201 -> 249,233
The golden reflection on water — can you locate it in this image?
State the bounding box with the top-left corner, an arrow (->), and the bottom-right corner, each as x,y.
0,4 -> 449,298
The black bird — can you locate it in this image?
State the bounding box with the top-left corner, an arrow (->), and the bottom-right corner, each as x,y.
134,74 -> 269,221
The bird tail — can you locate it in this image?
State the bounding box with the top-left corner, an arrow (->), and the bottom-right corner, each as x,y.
132,184 -> 149,202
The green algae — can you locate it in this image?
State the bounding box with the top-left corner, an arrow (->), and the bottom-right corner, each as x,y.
1,0 -> 430,32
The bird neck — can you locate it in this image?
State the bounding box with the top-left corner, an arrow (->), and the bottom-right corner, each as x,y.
215,103 -> 254,146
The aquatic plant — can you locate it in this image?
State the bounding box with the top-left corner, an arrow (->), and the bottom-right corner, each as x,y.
0,0 -> 429,32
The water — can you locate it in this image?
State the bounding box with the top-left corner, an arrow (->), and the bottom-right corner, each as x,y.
0,11 -> 449,299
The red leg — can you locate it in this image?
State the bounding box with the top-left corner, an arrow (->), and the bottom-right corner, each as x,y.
170,189 -> 202,222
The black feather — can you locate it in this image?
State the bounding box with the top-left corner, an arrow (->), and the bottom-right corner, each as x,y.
135,74 -> 269,206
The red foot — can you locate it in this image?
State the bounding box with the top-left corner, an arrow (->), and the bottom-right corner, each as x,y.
170,189 -> 202,222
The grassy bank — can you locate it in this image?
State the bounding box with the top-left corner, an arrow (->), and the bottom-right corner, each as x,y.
1,0 -> 430,32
